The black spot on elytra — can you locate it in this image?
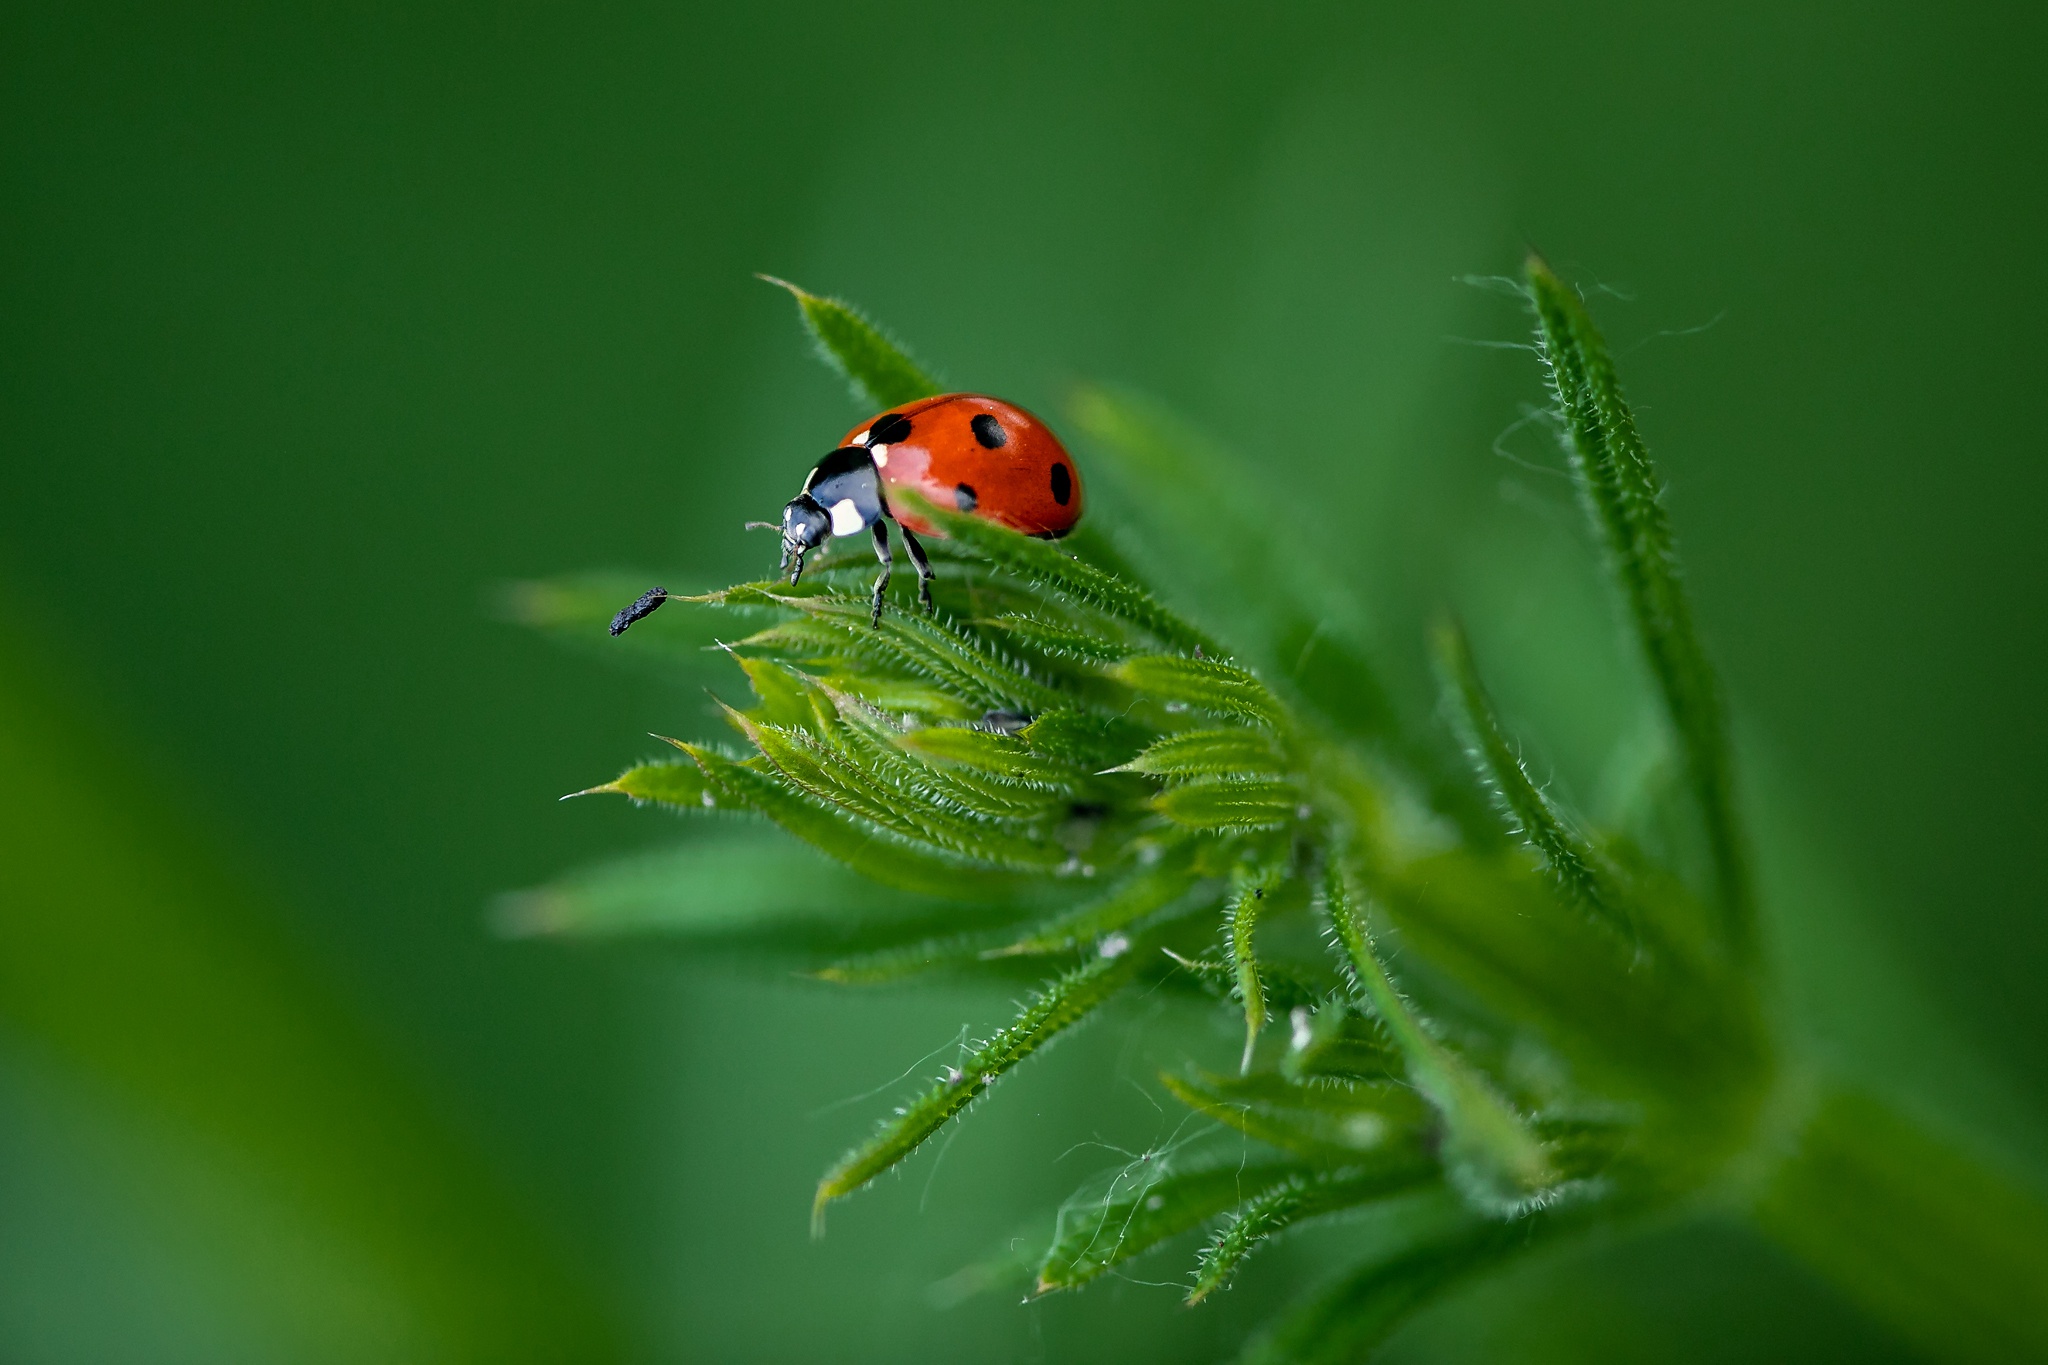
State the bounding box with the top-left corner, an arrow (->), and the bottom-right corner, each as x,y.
1049,461 -> 1072,506
970,413 -> 1007,448
868,412 -> 913,445
954,483 -> 978,513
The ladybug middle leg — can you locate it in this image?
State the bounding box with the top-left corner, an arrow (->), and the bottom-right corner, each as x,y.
867,520 -> 893,627
898,524 -> 935,613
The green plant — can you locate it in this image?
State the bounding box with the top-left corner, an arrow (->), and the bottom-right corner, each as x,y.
508,264 -> 2048,1361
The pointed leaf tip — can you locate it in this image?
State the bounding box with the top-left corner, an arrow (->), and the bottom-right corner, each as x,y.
760,275 -> 939,410
560,782 -> 623,801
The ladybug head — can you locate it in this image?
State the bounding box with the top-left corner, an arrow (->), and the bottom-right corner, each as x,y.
776,493 -> 831,582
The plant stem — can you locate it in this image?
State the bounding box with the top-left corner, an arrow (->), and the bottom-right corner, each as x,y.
1751,1087 -> 2048,1363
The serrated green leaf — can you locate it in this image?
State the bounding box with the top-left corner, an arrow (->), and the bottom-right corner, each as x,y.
1282,1003 -> 1400,1083
897,724 -> 1087,790
1162,952 -> 1327,1016
899,494 -> 1220,656
727,708 -> 1072,873
778,592 -> 1069,715
817,671 -> 981,722
568,758 -> 716,810
1113,655 -> 1284,729
1188,1162 -> 1444,1304
1226,859 -> 1289,1071
1153,778 -> 1301,831
732,654 -> 820,728
1526,256 -> 1750,952
1161,1071 -> 1432,1163
1037,1158 -> 1307,1293
1019,709 -> 1153,770
679,743 -> 1028,900
761,275 -> 940,410
1432,619 -> 1633,942
815,692 -> 1074,823
987,855 -> 1205,957
814,947 -> 1142,1226
1113,727 -> 1283,778
1322,859 -> 1553,1209
977,611 -> 1138,665
812,930 -> 1023,985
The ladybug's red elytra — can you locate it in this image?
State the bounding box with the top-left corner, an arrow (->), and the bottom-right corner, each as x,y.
767,394 -> 1083,624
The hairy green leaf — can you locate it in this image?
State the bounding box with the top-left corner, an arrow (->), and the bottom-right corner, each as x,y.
1226,859 -> 1289,1071
1113,727 -> 1284,779
1114,655 -> 1285,729
569,757 -> 716,810
897,724 -> 1087,790
1433,619 -> 1632,941
1162,953 -> 1327,1016
1161,1071 -> 1432,1163
1019,708 -> 1152,770
725,707 -> 1073,872
977,611 -> 1138,665
1322,859 -> 1554,1208
814,947 -> 1142,1226
1189,1163 -> 1445,1304
1283,1003 -> 1400,1083
762,275 -> 940,410
1153,778 -> 1301,831
1038,1158 -> 1307,1293
675,743 -> 1029,900
1526,255 -> 1750,951
986,855 -> 1205,956
901,495 -> 1220,656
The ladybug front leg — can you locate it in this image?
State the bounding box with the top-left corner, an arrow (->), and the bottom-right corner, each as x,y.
867,520 -> 893,627
898,524 -> 935,613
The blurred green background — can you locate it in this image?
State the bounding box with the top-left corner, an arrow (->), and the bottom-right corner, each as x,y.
2,3 -> 2044,1361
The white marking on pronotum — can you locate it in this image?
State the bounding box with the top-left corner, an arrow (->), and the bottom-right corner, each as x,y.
870,444 -> 890,467
850,430 -> 871,445
828,498 -> 864,537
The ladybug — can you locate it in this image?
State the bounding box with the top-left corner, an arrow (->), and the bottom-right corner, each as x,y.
765,394 -> 1083,624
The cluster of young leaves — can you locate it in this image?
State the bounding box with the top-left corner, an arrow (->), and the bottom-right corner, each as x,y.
514,265 -> 1780,1358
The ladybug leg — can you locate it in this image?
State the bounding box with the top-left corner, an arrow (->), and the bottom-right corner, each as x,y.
867,520 -> 893,627
898,524 -> 935,613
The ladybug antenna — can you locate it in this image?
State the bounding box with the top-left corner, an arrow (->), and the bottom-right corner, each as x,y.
743,521 -> 780,532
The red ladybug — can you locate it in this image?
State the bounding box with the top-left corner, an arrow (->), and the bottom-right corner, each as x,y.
769,394 -> 1083,623
606,394 -> 1082,637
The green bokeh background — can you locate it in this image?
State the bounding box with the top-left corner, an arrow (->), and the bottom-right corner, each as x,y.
2,4 -> 2043,1360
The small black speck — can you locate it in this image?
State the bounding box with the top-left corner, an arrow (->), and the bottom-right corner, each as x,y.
868,412 -> 913,445
970,413 -> 1007,448
609,586 -> 668,636
954,483 -> 978,512
1049,461 -> 1072,505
